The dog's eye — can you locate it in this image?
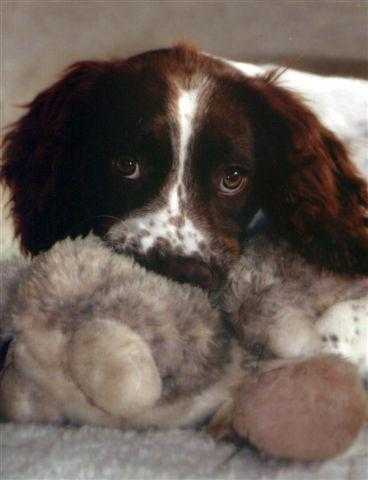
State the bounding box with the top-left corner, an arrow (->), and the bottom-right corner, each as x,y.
219,167 -> 246,195
113,157 -> 140,179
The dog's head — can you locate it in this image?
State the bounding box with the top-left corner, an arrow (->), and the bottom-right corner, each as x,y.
2,45 -> 367,288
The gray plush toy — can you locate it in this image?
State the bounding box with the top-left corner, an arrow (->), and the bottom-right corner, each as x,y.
0,235 -> 367,461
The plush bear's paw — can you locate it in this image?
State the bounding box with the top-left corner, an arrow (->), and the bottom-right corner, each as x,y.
69,320 -> 162,417
233,355 -> 367,461
317,297 -> 368,381
268,311 -> 322,358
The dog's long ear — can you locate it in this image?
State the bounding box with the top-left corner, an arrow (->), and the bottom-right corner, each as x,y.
1,61 -> 120,254
249,76 -> 368,275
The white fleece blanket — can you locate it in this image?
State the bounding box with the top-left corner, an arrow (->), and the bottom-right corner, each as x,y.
2,424 -> 367,480
1,66 -> 367,480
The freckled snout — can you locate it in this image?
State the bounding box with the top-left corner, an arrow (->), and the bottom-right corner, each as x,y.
108,228 -> 226,289
107,211 -> 224,289
107,215 -> 228,290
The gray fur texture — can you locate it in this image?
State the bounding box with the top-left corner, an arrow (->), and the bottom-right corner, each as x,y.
222,235 -> 368,380
0,236 -> 243,428
0,234 -> 367,429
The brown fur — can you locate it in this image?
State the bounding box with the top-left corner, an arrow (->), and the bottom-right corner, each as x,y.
1,45 -> 367,280
249,79 -> 368,274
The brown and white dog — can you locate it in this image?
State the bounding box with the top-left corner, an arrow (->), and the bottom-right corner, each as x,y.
2,44 -> 368,288
1,46 -> 368,449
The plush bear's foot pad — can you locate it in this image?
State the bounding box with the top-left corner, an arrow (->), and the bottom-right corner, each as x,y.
233,355 -> 367,461
69,320 -> 162,417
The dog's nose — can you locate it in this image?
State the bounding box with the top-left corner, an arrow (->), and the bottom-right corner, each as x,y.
142,254 -> 220,290
165,257 -> 217,290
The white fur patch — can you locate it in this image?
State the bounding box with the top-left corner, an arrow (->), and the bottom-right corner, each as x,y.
138,210 -> 204,255
166,88 -> 199,218
265,296 -> 368,386
317,297 -> 368,379
268,309 -> 322,359
176,89 -> 199,189
119,204 -> 206,256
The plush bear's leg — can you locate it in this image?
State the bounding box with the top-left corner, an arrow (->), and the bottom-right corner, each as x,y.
233,355 -> 367,461
69,319 -> 162,417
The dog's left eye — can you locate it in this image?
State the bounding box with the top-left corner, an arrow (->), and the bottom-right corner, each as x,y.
219,166 -> 247,195
113,157 -> 140,179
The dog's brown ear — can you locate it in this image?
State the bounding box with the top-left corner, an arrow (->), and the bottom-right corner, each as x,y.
249,76 -> 368,274
1,61 -> 120,255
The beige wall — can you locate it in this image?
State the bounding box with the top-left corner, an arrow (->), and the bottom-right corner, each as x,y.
3,1 -> 367,125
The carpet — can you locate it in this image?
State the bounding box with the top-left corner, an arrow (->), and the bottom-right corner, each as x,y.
1,424 -> 367,480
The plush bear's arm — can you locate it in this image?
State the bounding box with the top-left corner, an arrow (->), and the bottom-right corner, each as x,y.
224,236 -> 368,367
0,257 -> 30,329
222,238 -> 321,359
0,256 -> 31,370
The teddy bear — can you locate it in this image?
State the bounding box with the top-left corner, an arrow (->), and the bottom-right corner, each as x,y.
0,234 -> 367,461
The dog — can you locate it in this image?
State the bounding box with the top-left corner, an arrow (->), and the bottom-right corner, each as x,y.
1,45 -> 368,445
2,44 -> 367,291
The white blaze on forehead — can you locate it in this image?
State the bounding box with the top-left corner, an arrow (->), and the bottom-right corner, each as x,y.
177,89 -> 200,159
168,88 -> 200,213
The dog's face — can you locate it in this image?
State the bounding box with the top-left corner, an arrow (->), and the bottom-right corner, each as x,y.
104,49 -> 261,288
2,45 -> 368,286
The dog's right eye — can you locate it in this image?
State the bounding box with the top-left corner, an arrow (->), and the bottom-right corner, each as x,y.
113,157 -> 140,179
217,166 -> 247,196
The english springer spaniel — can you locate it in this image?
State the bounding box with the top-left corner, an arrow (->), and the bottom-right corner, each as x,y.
2,45 -> 367,289
1,44 -> 368,428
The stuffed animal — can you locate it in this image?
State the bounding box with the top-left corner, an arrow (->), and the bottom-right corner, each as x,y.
0,235 -> 367,461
